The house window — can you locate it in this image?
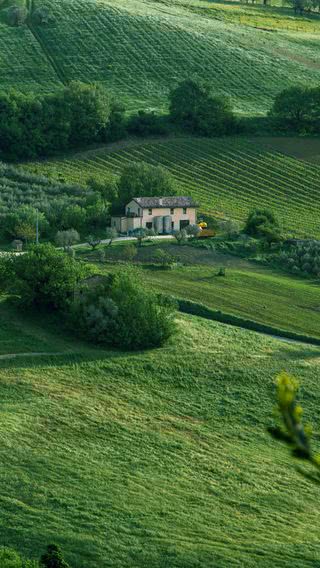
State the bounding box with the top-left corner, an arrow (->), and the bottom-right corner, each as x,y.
170,208 -> 174,215
127,207 -> 130,215
183,208 -> 187,214
148,208 -> 152,215
146,222 -> 153,229
171,221 -> 174,230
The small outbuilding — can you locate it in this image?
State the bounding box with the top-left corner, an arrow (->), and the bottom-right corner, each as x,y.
111,196 -> 199,235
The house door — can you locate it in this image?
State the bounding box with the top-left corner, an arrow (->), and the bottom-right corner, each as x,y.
180,220 -> 190,230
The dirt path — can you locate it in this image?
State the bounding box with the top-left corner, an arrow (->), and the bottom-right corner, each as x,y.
0,351 -> 65,361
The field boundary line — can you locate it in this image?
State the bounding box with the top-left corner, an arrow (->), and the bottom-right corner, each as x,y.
26,14 -> 66,86
177,298 -> 320,347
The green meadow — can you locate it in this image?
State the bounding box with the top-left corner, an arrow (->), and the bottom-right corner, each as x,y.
1,297 -> 320,567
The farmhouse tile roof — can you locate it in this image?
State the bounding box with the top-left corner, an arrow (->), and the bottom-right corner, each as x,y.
132,196 -> 199,208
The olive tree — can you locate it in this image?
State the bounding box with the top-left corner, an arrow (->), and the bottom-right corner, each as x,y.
55,229 -> 80,251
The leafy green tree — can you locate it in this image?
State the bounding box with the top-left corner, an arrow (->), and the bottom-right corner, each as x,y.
0,547 -> 22,568
244,209 -> 281,244
62,81 -> 112,146
173,228 -> 187,245
132,227 -> 155,246
115,162 -> 178,211
60,205 -> 86,232
55,229 -> 80,250
4,206 -> 49,241
169,79 -> 237,136
86,234 -> 101,250
87,176 -> 118,209
40,544 -> 70,568
270,86 -> 320,132
105,227 -> 118,246
7,6 -> 27,26
0,244 -> 87,310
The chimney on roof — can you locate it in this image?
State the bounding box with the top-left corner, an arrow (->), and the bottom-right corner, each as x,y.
159,198 -> 163,206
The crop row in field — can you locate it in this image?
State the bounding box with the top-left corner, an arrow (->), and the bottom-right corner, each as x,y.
0,162 -> 86,219
26,137 -> 320,237
29,0 -> 320,114
0,15 -> 60,92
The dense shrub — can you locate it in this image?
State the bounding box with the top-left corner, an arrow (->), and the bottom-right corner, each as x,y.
0,244 -> 87,310
169,79 -> 237,136
128,111 -> 169,136
75,269 -> 176,349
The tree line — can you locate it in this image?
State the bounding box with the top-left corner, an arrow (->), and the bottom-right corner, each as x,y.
0,81 -> 126,160
2,78 -> 320,163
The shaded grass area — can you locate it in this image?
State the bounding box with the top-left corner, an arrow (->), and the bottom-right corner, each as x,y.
1,301 -> 320,566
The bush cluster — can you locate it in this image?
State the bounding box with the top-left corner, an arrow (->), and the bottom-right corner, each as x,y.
277,241 -> 320,277
0,245 -> 176,350
75,269 -> 176,349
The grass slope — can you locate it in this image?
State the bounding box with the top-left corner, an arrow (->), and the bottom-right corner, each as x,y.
26,137 -> 320,238
2,0 -> 320,113
1,300 -> 320,566
79,243 -> 320,339
0,9 -> 60,92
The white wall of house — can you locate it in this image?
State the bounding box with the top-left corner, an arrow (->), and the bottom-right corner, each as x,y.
125,200 -> 197,231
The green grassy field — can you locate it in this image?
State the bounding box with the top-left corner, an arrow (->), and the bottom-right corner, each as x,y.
1,0 -> 320,113
25,137 -> 320,238
80,242 -> 320,339
1,297 -> 320,567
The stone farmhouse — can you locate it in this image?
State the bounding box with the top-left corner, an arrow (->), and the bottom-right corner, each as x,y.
111,196 -> 199,235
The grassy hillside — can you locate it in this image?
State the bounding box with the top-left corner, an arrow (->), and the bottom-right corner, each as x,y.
25,137 -> 320,238
0,6 -> 60,92
79,242 -> 320,339
1,298 -> 320,567
2,0 -> 320,113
